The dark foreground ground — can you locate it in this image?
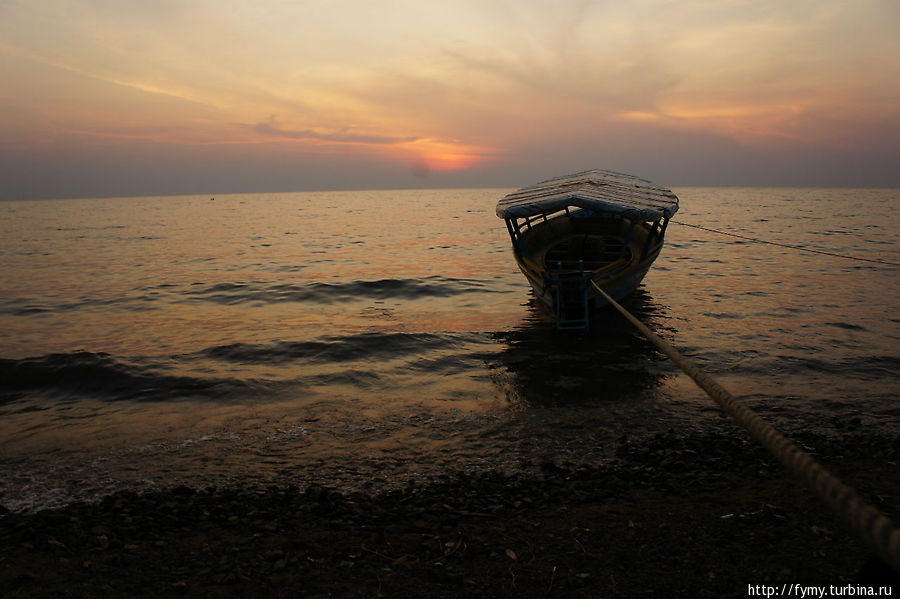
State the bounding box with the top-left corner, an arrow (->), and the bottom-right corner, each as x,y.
2,430 -> 898,598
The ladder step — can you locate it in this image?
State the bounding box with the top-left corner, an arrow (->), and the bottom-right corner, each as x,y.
554,260 -> 590,330
555,279 -> 589,329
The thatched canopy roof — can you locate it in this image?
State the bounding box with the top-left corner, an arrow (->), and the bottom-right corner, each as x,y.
496,169 -> 679,221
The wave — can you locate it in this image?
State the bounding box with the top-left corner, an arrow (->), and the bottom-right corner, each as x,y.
714,353 -> 900,380
823,321 -> 869,332
0,277 -> 498,316
203,331 -> 460,364
184,277 -> 496,305
0,294 -> 161,316
0,331 -> 490,406
0,351 -> 256,405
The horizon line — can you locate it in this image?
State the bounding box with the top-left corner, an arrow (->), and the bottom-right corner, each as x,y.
5,181 -> 900,202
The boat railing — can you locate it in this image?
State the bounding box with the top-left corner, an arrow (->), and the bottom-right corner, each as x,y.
639,217 -> 670,261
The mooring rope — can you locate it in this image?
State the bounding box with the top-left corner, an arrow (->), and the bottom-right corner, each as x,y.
591,282 -> 900,571
672,221 -> 900,267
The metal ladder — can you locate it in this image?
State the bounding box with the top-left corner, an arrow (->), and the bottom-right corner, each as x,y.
555,260 -> 590,330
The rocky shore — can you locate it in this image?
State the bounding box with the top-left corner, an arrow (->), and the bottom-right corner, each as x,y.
2,430 -> 898,598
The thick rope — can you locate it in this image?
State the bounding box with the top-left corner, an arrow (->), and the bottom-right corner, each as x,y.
672,221 -> 900,267
592,282 -> 900,571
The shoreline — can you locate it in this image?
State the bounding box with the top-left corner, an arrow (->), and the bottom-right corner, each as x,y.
2,430 -> 898,597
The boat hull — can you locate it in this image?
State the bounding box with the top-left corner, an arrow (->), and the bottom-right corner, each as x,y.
515,248 -> 657,311
510,216 -> 664,326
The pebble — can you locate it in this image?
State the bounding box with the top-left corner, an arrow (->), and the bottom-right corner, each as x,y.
1,429 -> 896,596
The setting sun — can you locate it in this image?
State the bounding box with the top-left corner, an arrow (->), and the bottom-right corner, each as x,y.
405,138 -> 500,173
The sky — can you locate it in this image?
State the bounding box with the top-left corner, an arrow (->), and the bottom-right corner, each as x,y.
1,0 -> 898,199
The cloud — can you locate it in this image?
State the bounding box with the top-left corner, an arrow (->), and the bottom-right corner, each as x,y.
1,0 -> 898,198
252,118 -> 418,145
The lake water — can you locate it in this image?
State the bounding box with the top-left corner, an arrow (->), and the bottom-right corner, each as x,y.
1,187 -> 898,512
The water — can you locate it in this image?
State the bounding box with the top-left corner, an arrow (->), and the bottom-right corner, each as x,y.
1,187 -> 898,512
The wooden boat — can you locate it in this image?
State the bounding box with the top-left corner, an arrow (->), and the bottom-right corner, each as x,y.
496,169 -> 679,329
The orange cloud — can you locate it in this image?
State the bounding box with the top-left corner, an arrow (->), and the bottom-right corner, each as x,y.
252,117 -> 419,145
246,117 -> 500,173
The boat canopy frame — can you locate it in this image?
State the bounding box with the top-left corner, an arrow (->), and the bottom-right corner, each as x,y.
503,205 -> 671,265
499,169 -> 678,267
